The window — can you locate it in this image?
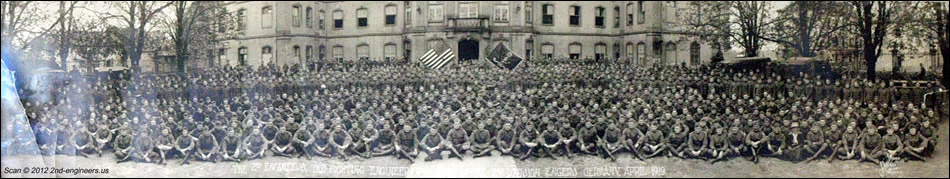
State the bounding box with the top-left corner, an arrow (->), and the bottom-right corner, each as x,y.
404,40 -> 412,60
459,2 -> 478,18
306,45 -> 313,63
332,46 -> 343,61
541,44 -> 554,58
525,6 -> 533,24
357,8 -> 368,27
384,44 -> 397,61
569,6 -> 580,26
262,6 -> 273,28
357,44 -> 369,61
638,1 -> 645,24
292,5 -> 301,27
262,46 -> 273,65
428,3 -> 443,22
293,45 -> 301,64
237,9 -> 247,30
613,43 -> 620,59
595,43 -> 606,60
494,4 -> 509,22
525,40 -> 533,61
637,42 -> 646,65
614,6 -> 620,28
664,42 -> 676,65
306,7 -> 313,28
594,7 -> 605,27
626,43 -> 635,61
385,5 -> 397,25
318,11 -> 325,30
542,4 -> 553,25
690,42 -> 700,65
569,43 -> 581,59
626,3 -> 634,26
238,47 -> 247,66
218,49 -> 226,66
333,10 -> 343,29
318,45 -> 326,60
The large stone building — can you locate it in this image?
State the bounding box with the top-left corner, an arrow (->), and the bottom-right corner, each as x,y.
216,1 -> 715,68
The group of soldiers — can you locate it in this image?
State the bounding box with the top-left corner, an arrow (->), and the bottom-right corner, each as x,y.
21,57 -> 944,166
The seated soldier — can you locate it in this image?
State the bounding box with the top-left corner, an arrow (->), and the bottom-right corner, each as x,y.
559,122 -> 579,159
372,122 -> 397,157
745,122 -> 768,163
243,127 -> 268,160
518,123 -> 541,161
830,123 -> 860,162
577,122 -> 600,156
395,123 -> 419,162
859,127 -> 884,165
708,124 -> 731,164
686,124 -> 710,160
446,122 -> 469,160
358,122 -> 379,158
329,124 -> 352,160
640,124 -> 666,159
73,121 -> 97,158
470,122 -> 495,158
311,122 -> 332,158
803,125 -> 829,163
727,124 -> 748,160
134,131 -> 157,163
539,123 -> 561,160
197,125 -> 220,162
881,127 -> 903,162
155,128 -> 175,165
221,129 -> 244,162
293,123 -> 315,159
667,124 -> 689,159
421,127 -> 454,161
600,123 -> 623,161
495,123 -> 519,157
902,126 -> 928,161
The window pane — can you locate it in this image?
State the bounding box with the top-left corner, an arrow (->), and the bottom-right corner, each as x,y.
569,44 -> 580,53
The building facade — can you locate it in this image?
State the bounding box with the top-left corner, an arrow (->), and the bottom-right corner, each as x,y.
217,1 -> 715,68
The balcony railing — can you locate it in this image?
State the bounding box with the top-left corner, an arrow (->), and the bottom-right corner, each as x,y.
447,17 -> 489,32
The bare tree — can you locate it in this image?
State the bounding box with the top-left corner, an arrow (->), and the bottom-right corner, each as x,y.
849,1 -> 908,80
163,1 -> 235,76
908,2 -> 949,85
681,1 -> 779,58
102,1 -> 173,72
767,1 -> 853,57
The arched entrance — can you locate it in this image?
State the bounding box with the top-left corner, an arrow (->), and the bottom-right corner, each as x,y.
458,39 -> 479,61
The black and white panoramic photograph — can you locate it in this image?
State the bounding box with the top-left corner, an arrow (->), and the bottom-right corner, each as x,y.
1,1 -> 948,178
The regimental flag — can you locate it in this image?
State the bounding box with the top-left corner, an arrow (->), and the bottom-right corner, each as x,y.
487,43 -> 523,70
419,40 -> 455,69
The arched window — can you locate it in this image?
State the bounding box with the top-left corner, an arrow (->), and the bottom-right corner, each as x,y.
306,45 -> 313,62
637,42 -> 646,65
568,6 -> 580,26
664,42 -> 677,65
262,46 -> 273,65
626,43 -> 635,61
569,43 -> 581,59
403,40 -> 412,60
318,10 -> 325,30
333,10 -> 344,29
237,9 -> 247,30
332,45 -> 344,61
262,6 -> 273,28
613,43 -> 620,59
292,5 -> 301,27
238,47 -> 247,66
594,7 -> 605,27
613,6 -> 620,28
626,3 -> 634,26
384,43 -> 397,61
305,7 -> 313,28
525,39 -> 533,61
595,43 -> 606,60
690,42 -> 701,65
293,45 -> 301,65
357,8 -> 368,27
541,44 -> 554,58
637,1 -> 645,24
385,5 -> 397,25
357,44 -> 369,61
318,45 -> 326,60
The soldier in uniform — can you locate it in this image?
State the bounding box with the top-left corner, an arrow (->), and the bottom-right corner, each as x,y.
577,122 -> 600,156
830,123 -> 860,162
859,127 -> 884,164
470,122 -> 495,158
330,123 -> 353,160
558,122 -> 579,159
667,124 -> 689,159
221,129 -> 243,162
803,125 -> 828,162
902,126 -> 928,161
495,123 -> 519,157
243,127 -> 267,160
293,122 -> 315,159
311,122 -> 332,158
640,124 -> 666,159
446,122 -> 469,159
197,125 -> 220,162
599,123 -> 623,161
518,122 -> 541,161
395,123 -> 418,162
538,123 -> 561,160
372,122 -> 397,157
155,128 -> 175,165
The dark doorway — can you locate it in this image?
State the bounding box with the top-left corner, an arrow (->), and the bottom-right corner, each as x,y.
458,39 -> 479,61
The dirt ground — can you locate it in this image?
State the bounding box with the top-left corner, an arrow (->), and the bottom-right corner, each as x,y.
2,122 -> 947,178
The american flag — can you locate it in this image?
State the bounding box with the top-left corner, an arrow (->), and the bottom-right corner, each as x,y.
419,40 -> 455,69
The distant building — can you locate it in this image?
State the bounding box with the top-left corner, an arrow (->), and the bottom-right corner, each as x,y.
217,1 -> 716,68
